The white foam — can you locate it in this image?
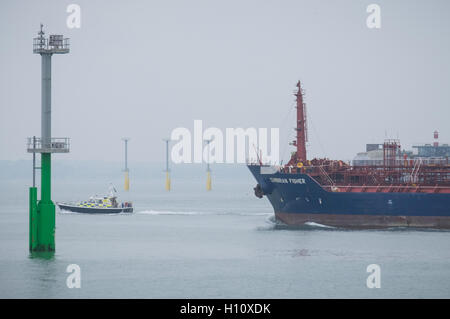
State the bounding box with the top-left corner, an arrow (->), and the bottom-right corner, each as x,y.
137,210 -> 207,216
304,221 -> 335,229
58,209 -> 81,215
263,214 -> 284,225
246,212 -> 272,216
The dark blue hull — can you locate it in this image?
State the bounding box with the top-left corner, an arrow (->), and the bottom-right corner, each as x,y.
248,165 -> 450,228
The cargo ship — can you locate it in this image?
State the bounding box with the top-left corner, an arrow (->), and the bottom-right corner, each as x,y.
248,81 -> 450,228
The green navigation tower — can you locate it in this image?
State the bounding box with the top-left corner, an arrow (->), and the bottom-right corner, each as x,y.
27,24 -> 70,252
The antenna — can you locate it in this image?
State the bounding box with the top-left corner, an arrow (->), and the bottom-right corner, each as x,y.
253,144 -> 262,165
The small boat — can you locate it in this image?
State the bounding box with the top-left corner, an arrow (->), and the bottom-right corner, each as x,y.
57,185 -> 133,214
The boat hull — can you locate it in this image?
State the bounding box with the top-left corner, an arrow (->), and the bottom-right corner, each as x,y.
57,203 -> 133,214
248,165 -> 450,229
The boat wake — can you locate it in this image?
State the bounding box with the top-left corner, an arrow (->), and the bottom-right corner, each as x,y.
137,210 -> 208,216
137,210 -> 272,216
59,209 -> 77,214
60,208 -> 272,217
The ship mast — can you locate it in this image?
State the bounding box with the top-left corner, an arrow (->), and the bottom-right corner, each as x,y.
295,80 -> 307,163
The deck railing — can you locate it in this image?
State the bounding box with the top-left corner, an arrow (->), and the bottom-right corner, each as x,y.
27,137 -> 70,153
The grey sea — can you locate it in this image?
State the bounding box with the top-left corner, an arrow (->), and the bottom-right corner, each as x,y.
1,161 -> 450,298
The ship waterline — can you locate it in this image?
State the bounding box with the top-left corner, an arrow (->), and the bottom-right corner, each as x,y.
275,212 -> 450,229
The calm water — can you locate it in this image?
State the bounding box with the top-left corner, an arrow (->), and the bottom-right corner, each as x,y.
1,165 -> 450,298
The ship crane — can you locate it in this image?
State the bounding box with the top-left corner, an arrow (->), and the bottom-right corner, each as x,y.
288,80 -> 308,166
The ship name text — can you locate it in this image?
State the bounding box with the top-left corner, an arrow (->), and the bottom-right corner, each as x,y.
269,178 -> 306,184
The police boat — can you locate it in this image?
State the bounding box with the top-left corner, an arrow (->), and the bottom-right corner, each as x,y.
57,185 -> 133,214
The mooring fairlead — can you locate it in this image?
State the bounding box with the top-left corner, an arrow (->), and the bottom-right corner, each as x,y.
27,24 -> 70,252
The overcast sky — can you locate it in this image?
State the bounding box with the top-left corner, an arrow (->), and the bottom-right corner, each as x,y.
1,0 -> 449,164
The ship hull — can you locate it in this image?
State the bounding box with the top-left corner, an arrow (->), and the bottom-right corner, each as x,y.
248,165 -> 450,229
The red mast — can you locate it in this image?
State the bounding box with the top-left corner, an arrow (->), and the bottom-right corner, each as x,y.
294,80 -> 307,163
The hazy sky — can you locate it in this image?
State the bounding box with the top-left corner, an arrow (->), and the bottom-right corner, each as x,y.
1,0 -> 449,163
